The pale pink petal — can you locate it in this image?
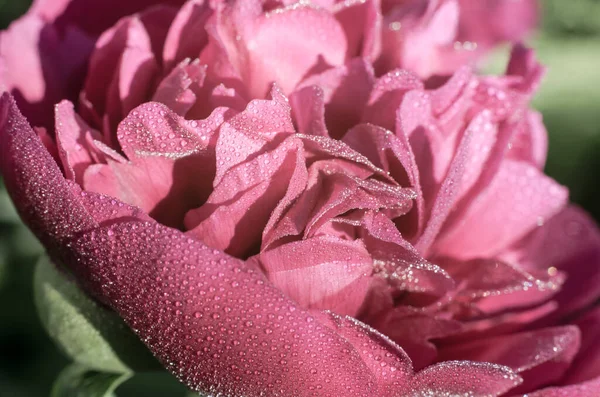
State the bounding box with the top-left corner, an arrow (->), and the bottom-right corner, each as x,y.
334,0 -> 382,61
260,236 -> 372,315
433,160 -> 568,260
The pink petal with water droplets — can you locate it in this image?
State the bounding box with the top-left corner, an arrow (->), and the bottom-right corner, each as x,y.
69,220 -> 386,396
363,69 -> 423,131
405,360 -> 521,397
314,311 -> 413,397
434,160 -> 568,260
438,326 -> 580,393
54,100 -> 105,184
152,59 -> 207,116
0,93 -> 96,255
260,236 -> 372,315
344,123 -> 424,238
503,206 -> 600,319
290,85 -> 329,137
84,102 -> 225,228
506,110 -> 548,169
185,136 -> 303,257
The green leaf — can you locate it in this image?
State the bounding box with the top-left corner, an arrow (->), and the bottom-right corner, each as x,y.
0,181 -> 19,224
34,256 -> 161,373
51,365 -> 131,397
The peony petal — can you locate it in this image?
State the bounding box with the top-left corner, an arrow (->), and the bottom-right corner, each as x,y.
0,93 -> 96,256
68,219 -> 390,396
162,0 -> 212,70
0,15 -> 93,128
290,85 -> 329,137
54,100 -> 105,184
374,307 -> 462,370
314,310 -> 413,396
260,236 -> 372,316
84,102 -> 226,228
185,136 -> 304,257
152,59 -> 207,117
296,58 -> 375,139
405,361 -> 522,397
526,377 -> 600,397
243,3 -> 348,97
502,205 -> 600,319
30,0 -> 187,36
562,307 -> 600,385
437,326 -> 580,393
506,110 -> 548,169
433,160 -> 568,260
334,0 -> 382,61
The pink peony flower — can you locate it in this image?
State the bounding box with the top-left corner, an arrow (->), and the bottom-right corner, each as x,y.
2,0 -> 599,396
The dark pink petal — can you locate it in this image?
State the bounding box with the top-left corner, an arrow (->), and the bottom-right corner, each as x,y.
0,93 -> 96,255
405,361 -> 521,397
526,377 -> 600,397
374,307 -> 462,370
457,0 -> 538,47
438,326 -> 580,393
30,0 -> 187,36
69,220 -> 388,396
0,15 -> 93,128
433,160 -> 568,260
162,0 -> 212,70
54,100 -> 105,184
260,236 -> 372,316
84,102 -> 226,228
362,69 -> 423,131
562,308 -> 600,385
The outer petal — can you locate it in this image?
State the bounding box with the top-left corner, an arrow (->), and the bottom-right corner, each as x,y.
561,308 -> 600,385
0,93 -> 96,254
526,377 -> 600,397
69,220 -> 391,397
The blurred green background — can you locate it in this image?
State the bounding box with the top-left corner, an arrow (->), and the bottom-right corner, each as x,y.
0,1 -> 599,396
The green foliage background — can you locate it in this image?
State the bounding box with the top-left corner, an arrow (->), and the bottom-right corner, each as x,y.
0,1 -> 599,395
